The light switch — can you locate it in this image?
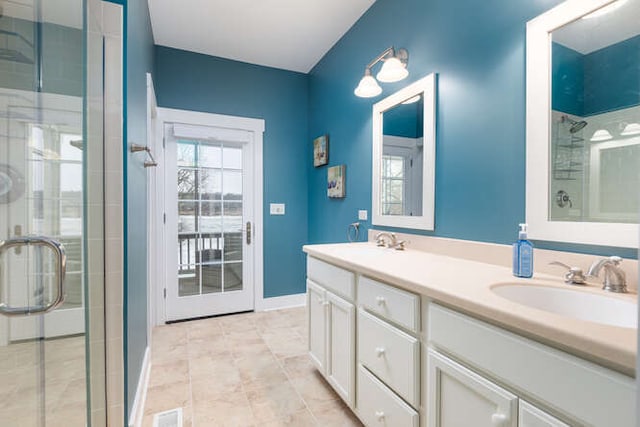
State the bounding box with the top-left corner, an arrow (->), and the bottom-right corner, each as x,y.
270,203 -> 285,215
358,210 -> 368,221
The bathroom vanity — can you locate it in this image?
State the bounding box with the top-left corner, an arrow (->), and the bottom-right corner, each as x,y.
303,242 -> 637,427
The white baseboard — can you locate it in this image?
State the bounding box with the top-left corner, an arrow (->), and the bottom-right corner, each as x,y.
256,292 -> 306,311
128,346 -> 151,427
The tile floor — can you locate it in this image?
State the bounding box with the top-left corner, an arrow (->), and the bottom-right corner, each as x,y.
0,335 -> 87,427
143,307 -> 363,427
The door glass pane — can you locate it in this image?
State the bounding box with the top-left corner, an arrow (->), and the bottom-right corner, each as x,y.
223,170 -> 242,199
200,201 -> 221,233
223,146 -> 242,169
224,262 -> 243,292
178,168 -> 197,200
177,142 -> 196,167
179,264 -> 199,297
178,201 -> 197,232
199,144 -> 222,168
176,140 -> 244,297
199,169 -> 221,200
201,263 -> 222,294
0,0 -> 99,424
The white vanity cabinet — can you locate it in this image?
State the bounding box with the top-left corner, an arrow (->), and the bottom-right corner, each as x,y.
306,258 -> 356,407
427,303 -> 636,427
519,401 -> 569,427
427,349 -> 517,427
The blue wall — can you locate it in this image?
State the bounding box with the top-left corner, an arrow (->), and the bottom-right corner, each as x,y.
308,0 -> 568,246
153,46 -> 309,298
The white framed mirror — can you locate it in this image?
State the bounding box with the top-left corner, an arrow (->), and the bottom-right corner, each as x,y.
526,0 -> 639,248
372,74 -> 436,230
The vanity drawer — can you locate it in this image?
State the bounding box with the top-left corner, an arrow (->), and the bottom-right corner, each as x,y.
358,276 -> 420,332
307,257 -> 355,300
358,309 -> 420,407
357,364 -> 419,427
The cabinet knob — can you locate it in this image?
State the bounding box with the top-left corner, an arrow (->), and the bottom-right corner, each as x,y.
375,410 -> 385,421
491,413 -> 507,426
376,296 -> 385,305
375,347 -> 386,357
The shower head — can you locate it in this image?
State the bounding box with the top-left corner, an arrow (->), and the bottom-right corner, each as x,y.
561,115 -> 588,134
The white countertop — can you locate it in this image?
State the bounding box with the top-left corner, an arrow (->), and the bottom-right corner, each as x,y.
303,242 -> 637,376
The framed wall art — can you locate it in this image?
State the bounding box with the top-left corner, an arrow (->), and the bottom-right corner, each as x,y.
327,165 -> 346,198
313,134 -> 329,167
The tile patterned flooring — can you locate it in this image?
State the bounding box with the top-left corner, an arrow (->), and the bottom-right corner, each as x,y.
143,307 -> 363,427
0,335 -> 87,427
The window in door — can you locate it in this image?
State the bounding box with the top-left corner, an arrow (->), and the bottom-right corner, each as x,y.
176,140 -> 244,298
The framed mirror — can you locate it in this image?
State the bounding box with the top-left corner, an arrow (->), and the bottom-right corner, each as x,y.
372,74 -> 436,230
526,0 -> 639,248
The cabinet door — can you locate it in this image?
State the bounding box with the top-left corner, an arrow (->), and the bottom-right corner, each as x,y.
307,279 -> 327,373
519,401 -> 570,427
326,290 -> 356,407
427,350 -> 517,427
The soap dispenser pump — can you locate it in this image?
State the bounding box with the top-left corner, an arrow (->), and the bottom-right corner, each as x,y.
513,223 -> 533,278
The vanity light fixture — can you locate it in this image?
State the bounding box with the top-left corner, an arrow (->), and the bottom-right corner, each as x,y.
354,47 -> 409,98
620,122 -> 640,136
590,129 -> 613,142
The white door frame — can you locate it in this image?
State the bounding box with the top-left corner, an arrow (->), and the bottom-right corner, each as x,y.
146,73 -> 160,338
153,107 -> 264,324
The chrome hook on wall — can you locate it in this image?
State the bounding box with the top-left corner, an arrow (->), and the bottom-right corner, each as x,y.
130,143 -> 157,168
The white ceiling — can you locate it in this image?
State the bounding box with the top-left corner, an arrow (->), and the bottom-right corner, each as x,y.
553,0 -> 640,54
148,0 -> 375,73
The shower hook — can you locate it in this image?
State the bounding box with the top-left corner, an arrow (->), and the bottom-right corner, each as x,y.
130,143 -> 158,168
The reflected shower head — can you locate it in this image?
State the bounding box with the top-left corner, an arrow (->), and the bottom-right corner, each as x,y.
561,115 -> 588,134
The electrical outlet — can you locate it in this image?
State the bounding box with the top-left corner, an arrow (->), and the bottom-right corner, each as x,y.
358,210 -> 368,221
270,203 -> 285,215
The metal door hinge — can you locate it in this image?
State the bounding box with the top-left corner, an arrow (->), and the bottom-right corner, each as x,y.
163,288 -> 167,298
162,137 -> 166,149
163,213 -> 166,224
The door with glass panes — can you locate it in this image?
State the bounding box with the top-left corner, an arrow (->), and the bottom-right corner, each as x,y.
165,122 -> 254,321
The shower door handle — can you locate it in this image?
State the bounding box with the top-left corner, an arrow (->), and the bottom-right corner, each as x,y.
0,236 -> 66,317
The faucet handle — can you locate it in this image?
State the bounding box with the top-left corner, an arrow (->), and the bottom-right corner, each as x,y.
549,261 -> 586,285
609,255 -> 622,265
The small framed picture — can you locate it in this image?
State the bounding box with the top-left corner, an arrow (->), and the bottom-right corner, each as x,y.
327,165 -> 346,198
313,135 -> 329,167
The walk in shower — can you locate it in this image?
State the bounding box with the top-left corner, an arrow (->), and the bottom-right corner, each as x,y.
0,0 -> 118,425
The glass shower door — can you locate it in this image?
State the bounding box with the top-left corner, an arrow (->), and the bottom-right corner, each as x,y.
0,0 -> 102,425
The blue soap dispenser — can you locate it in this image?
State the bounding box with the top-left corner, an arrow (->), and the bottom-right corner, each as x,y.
513,223 -> 533,278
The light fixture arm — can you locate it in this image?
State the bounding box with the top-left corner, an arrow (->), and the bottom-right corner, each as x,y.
363,47 -> 408,72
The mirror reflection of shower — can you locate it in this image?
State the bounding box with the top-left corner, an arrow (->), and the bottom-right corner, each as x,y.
561,115 -> 588,133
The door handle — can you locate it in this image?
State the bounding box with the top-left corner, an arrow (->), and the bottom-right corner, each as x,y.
0,236 -> 66,317
246,221 -> 252,245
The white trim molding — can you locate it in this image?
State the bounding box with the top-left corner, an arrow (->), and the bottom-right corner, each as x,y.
525,0 -> 637,248
256,293 -> 307,312
154,107 -> 265,323
128,346 -> 151,427
372,74 -> 437,231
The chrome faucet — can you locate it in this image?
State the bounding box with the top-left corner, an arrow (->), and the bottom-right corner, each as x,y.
374,232 -> 406,250
587,256 -> 627,293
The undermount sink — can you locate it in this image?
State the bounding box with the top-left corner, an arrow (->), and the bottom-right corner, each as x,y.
492,284 -> 637,329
